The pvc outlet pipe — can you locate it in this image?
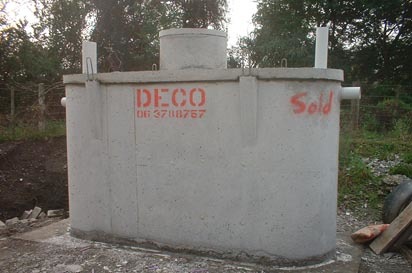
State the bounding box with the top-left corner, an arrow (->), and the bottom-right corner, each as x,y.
315,27 -> 329,68
61,97 -> 66,107
341,87 -> 361,100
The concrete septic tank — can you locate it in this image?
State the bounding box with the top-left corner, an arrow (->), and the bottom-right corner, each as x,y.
63,28 -> 360,266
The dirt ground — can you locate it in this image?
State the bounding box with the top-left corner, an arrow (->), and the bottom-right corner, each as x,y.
0,136 -> 68,221
0,136 -> 411,272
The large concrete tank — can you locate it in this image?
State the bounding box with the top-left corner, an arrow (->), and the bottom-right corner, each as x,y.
63,28 -> 360,266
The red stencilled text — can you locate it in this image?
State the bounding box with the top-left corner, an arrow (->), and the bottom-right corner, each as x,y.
136,87 -> 206,119
290,91 -> 333,115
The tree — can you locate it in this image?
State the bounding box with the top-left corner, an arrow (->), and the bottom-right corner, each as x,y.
90,0 -> 227,71
174,0 -> 227,29
0,19 -> 52,84
33,0 -> 91,77
247,0 -> 412,84
89,0 -> 171,71
2,0 -> 228,80
248,0 -> 315,68
350,0 -> 412,84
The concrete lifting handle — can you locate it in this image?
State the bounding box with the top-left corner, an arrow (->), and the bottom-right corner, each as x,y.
315,27 -> 329,69
61,40 -> 98,108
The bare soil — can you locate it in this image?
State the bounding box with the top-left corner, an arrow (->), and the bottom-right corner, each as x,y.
0,136 -> 68,221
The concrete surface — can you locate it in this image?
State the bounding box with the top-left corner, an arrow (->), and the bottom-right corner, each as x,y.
63,68 -> 344,84
159,28 -> 227,70
65,74 -> 343,264
64,31 -> 351,264
7,219 -> 363,273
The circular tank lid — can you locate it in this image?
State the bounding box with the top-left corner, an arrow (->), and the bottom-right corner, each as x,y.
159,28 -> 227,38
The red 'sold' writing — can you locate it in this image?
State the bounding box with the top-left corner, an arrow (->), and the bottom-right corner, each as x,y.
136,87 -> 206,119
290,91 -> 334,115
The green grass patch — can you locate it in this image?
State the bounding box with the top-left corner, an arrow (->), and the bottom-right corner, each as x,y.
0,121 -> 66,143
338,153 -> 383,217
340,130 -> 412,160
403,152 -> 412,164
338,127 -> 412,219
389,163 -> 412,178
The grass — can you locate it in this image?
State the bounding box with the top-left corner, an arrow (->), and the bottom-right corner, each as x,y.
338,153 -> 382,215
389,163 -> 412,178
403,152 -> 412,164
0,120 -> 66,143
338,128 -> 412,218
340,129 -> 412,160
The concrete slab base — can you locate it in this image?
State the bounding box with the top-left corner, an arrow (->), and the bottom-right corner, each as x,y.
10,219 -> 364,273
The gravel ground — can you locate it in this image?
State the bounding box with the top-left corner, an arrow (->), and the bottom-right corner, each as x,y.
338,208 -> 412,273
0,210 -> 410,273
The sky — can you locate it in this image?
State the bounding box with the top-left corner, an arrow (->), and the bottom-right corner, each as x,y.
227,0 -> 257,46
4,0 -> 257,47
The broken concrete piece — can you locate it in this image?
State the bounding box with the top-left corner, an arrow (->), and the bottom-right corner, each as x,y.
30,207 -> 42,219
20,219 -> 29,225
0,220 -> 6,229
5,217 -> 19,225
47,209 -> 64,217
38,212 -> 47,219
20,210 -> 32,220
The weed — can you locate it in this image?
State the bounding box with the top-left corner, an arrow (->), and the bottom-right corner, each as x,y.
389,163 -> 412,178
0,121 -> 66,143
391,118 -> 412,141
361,112 -> 380,132
403,152 -> 412,164
338,157 -> 383,219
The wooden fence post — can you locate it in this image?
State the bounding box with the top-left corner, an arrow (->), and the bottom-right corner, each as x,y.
350,81 -> 361,131
350,100 -> 360,131
10,86 -> 16,136
10,86 -> 15,126
38,83 -> 46,131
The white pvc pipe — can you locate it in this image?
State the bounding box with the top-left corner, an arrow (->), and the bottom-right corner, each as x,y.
82,41 -> 97,75
61,97 -> 66,107
315,27 -> 329,68
341,87 -> 361,100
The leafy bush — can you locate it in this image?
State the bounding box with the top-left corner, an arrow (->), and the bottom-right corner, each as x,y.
360,112 -> 380,132
391,118 -> 412,141
375,99 -> 412,131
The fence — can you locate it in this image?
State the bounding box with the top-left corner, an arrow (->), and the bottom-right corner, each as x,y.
0,82 -> 65,136
0,82 -> 411,138
340,84 -> 412,134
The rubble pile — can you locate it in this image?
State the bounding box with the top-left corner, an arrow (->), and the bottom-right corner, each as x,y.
0,207 -> 65,232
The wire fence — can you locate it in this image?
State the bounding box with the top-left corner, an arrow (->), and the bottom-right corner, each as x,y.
0,82 -> 65,131
340,84 -> 412,134
0,82 -> 411,138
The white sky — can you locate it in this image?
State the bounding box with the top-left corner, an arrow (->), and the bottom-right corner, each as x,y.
227,0 -> 257,46
4,0 -> 257,47
4,0 -> 37,25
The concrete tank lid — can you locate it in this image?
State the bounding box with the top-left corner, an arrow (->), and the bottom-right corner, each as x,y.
159,28 -> 227,38
63,68 -> 343,85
